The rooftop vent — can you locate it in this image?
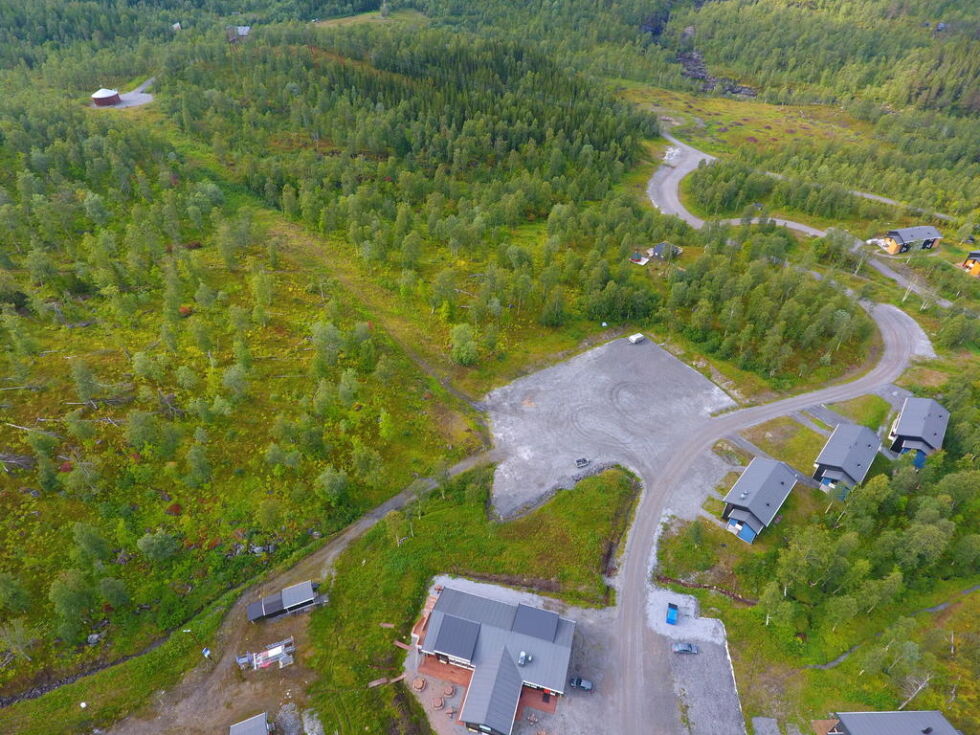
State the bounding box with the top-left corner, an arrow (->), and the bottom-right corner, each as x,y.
518,651 -> 533,666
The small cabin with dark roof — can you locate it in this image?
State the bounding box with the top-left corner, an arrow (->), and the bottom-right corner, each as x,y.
247,580 -> 322,623
828,709 -> 960,735
648,242 -> 682,261
813,424 -> 880,491
881,226 -> 941,255
722,458 -> 796,543
960,250 -> 980,277
888,397 -> 949,468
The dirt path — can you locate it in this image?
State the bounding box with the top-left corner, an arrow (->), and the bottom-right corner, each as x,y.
106,450 -> 497,735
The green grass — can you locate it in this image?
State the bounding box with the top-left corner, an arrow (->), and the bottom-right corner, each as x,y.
713,440 -> 754,466
0,589 -> 236,735
657,518 -> 980,733
306,466 -> 639,731
742,417 -> 827,474
829,394 -> 892,430
315,8 -> 428,28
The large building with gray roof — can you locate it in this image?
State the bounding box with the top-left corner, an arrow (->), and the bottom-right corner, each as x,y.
829,709 -> 961,735
813,423 -> 880,491
721,458 -> 796,543
416,587 -> 575,735
888,397 -> 949,467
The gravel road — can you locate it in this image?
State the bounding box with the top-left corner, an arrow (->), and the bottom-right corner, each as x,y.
602,135 -> 934,733
648,133 -> 955,309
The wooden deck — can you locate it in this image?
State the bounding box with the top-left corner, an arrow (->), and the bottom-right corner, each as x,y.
516,685 -> 559,718
418,655 -> 474,687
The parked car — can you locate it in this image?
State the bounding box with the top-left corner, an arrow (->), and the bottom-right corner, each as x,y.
666,602 -> 679,625
569,677 -> 594,691
671,642 -> 699,654
575,457 -> 590,469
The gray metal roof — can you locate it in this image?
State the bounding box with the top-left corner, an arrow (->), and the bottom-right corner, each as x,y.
726,507 -> 764,534
422,587 -> 575,733
433,587 -> 517,629
432,613 -> 480,662
886,226 -> 941,244
651,242 -> 680,259
281,580 -> 316,610
512,604 -> 559,641
723,458 -> 796,529
835,710 -> 960,735
460,648 -> 523,735
894,397 -> 949,452
814,424 -> 880,486
229,713 -> 269,735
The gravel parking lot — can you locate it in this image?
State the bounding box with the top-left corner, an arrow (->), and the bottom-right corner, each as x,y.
485,337 -> 735,518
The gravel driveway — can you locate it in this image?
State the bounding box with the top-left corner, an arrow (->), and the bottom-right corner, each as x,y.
485,336 -> 735,518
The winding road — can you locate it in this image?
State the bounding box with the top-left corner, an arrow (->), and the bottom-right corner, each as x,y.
648,133 -> 953,308
607,135 -> 936,733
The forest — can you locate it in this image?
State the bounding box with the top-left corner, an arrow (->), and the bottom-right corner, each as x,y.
0,0 -> 976,731
687,159 -> 892,221
0,78 -> 474,696
663,0 -> 980,115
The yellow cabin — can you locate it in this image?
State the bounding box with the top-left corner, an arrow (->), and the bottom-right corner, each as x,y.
881,226 -> 942,255
962,250 -> 980,278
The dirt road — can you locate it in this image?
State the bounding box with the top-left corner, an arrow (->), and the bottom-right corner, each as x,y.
106,450 -> 496,735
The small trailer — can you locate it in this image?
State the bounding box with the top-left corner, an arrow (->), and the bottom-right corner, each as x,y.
666,603 -> 679,625
237,636 -> 296,671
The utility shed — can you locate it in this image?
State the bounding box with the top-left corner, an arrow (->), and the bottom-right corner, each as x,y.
229,712 -> 270,735
281,580 -> 317,612
247,580 -> 322,623
829,710 -> 961,735
721,458 -> 796,543
813,423 -> 880,491
888,397 -> 949,467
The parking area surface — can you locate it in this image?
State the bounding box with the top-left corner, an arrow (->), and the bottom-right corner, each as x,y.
484,337 -> 735,518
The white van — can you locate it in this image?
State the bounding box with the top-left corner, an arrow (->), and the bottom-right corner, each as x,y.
627,333 -> 645,344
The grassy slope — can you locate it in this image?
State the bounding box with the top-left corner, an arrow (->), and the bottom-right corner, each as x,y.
307,466 -> 639,732
0,104 -> 482,706
828,395 -> 892,430
742,417 -> 827,474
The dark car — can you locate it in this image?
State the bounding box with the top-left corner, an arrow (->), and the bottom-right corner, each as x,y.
569,676 -> 594,691
671,642 -> 699,654
575,457 -> 590,469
